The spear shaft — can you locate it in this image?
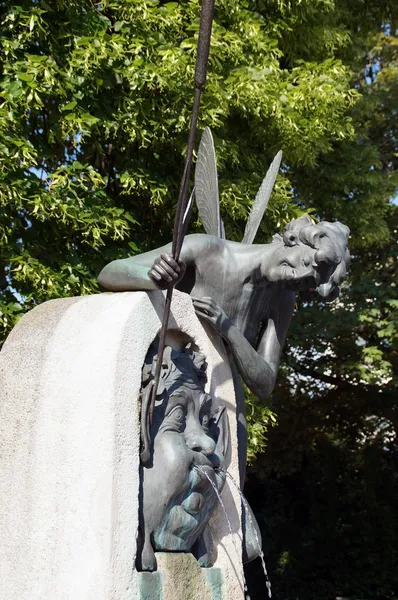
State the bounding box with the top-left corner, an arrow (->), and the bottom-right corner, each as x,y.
147,0 -> 215,428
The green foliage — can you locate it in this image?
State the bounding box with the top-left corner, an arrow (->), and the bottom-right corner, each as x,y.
245,382 -> 277,464
245,206 -> 397,598
246,435 -> 398,600
0,0 -> 367,344
1,0 -> 397,596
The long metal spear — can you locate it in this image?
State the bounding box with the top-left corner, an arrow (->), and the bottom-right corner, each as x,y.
147,0 -> 215,428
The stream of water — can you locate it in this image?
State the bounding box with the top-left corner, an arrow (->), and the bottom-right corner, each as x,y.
221,469 -> 272,599
194,464 -> 273,599
193,465 -> 250,598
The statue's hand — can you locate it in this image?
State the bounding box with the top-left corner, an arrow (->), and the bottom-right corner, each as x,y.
192,296 -> 232,338
148,253 -> 186,290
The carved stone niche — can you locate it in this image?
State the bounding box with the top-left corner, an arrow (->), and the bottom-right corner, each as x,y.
137,332 -> 231,573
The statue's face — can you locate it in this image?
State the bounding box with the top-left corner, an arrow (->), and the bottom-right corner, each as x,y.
266,241 -> 345,300
266,244 -> 320,291
142,385 -> 228,555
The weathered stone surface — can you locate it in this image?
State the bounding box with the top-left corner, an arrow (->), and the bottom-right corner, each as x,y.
137,554 -> 226,600
0,290 -> 244,599
156,553 -> 226,600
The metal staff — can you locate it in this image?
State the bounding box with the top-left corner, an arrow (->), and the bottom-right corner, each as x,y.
147,0 -> 215,429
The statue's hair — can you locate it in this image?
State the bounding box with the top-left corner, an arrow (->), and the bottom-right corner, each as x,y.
142,341 -> 207,394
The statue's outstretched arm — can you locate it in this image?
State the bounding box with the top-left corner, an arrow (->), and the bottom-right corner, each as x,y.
193,293 -> 294,401
97,234 -> 208,292
98,243 -> 174,291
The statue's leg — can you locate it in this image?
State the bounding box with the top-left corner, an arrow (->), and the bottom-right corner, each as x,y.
230,363 -> 263,563
193,526 -> 216,567
231,362 -> 247,490
242,498 -> 263,564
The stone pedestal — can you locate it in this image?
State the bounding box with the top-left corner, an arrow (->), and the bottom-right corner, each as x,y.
0,291 -> 244,599
138,554 -> 225,600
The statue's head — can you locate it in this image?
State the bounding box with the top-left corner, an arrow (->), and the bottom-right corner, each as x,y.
138,336 -> 230,571
267,215 -> 350,301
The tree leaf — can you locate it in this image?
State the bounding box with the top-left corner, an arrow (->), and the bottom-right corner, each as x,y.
61,101 -> 77,111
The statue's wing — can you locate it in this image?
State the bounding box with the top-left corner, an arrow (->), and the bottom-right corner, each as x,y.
241,150 -> 282,244
195,127 -> 224,238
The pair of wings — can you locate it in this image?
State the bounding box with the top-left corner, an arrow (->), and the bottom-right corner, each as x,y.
194,127 -> 282,244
